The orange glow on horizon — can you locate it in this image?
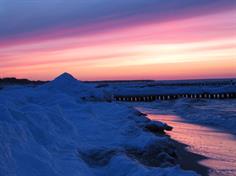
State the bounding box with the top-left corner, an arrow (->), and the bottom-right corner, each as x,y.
0,10 -> 235,80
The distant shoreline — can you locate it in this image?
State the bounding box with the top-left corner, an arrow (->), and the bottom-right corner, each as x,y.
0,77 -> 48,86
1,77 -> 235,86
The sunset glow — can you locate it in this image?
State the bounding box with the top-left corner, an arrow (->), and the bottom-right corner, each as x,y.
0,0 -> 235,80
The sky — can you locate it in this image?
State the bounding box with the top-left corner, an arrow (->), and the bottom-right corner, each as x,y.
0,0 -> 236,81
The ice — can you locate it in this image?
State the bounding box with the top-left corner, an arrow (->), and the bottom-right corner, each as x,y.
101,79 -> 236,96
0,73 -> 198,176
93,154 -> 197,176
138,99 -> 236,134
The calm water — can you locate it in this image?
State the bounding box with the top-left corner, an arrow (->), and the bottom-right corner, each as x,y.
142,109 -> 236,176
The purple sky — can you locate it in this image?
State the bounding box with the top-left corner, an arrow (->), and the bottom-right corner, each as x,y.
0,0 -> 235,80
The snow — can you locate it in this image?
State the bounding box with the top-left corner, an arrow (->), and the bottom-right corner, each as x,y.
137,99 -> 236,134
93,155 -> 196,176
49,72 -> 80,87
99,79 -> 236,96
0,73 -> 198,176
100,79 -> 236,134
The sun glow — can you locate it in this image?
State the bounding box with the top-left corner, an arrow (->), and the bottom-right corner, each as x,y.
0,9 -> 235,80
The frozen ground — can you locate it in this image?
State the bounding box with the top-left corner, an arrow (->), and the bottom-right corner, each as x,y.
96,79 -> 236,96
0,73 -> 197,176
134,97 -> 236,176
138,111 -> 236,176
137,99 -> 236,135
101,77 -> 236,134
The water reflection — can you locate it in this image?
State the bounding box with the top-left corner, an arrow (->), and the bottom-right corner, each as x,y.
146,112 -> 236,176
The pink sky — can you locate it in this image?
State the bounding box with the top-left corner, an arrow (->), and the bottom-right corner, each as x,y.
0,5 -> 235,80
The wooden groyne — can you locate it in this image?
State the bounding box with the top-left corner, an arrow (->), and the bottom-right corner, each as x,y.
114,92 -> 236,102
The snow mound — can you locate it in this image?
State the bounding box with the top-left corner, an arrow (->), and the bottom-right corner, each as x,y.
53,72 -> 78,82
40,72 -> 83,93
51,72 -> 79,86
0,74 -> 199,176
37,73 -> 109,101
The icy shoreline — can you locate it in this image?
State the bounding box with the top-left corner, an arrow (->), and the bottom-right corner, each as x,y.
0,73 -> 198,176
136,99 -> 236,135
140,108 -> 236,176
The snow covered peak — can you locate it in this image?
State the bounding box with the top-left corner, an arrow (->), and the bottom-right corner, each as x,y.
54,72 -> 77,82
47,72 -> 80,88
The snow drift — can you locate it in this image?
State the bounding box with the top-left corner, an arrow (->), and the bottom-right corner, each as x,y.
0,73 -> 198,176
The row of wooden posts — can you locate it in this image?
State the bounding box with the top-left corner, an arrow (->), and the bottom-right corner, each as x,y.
114,92 -> 236,102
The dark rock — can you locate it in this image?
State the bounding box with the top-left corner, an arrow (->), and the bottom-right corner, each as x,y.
145,124 -> 165,134
164,124 -> 173,131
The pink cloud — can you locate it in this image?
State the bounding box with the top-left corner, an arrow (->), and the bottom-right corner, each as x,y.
0,10 -> 235,80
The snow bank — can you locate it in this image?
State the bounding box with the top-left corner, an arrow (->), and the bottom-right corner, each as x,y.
100,79 -> 236,96
173,99 -> 236,134
93,155 -> 197,176
139,99 -> 236,134
0,73 -> 198,176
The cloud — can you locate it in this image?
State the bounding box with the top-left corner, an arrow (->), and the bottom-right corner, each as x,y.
0,0 -> 235,80
0,0 -> 235,40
